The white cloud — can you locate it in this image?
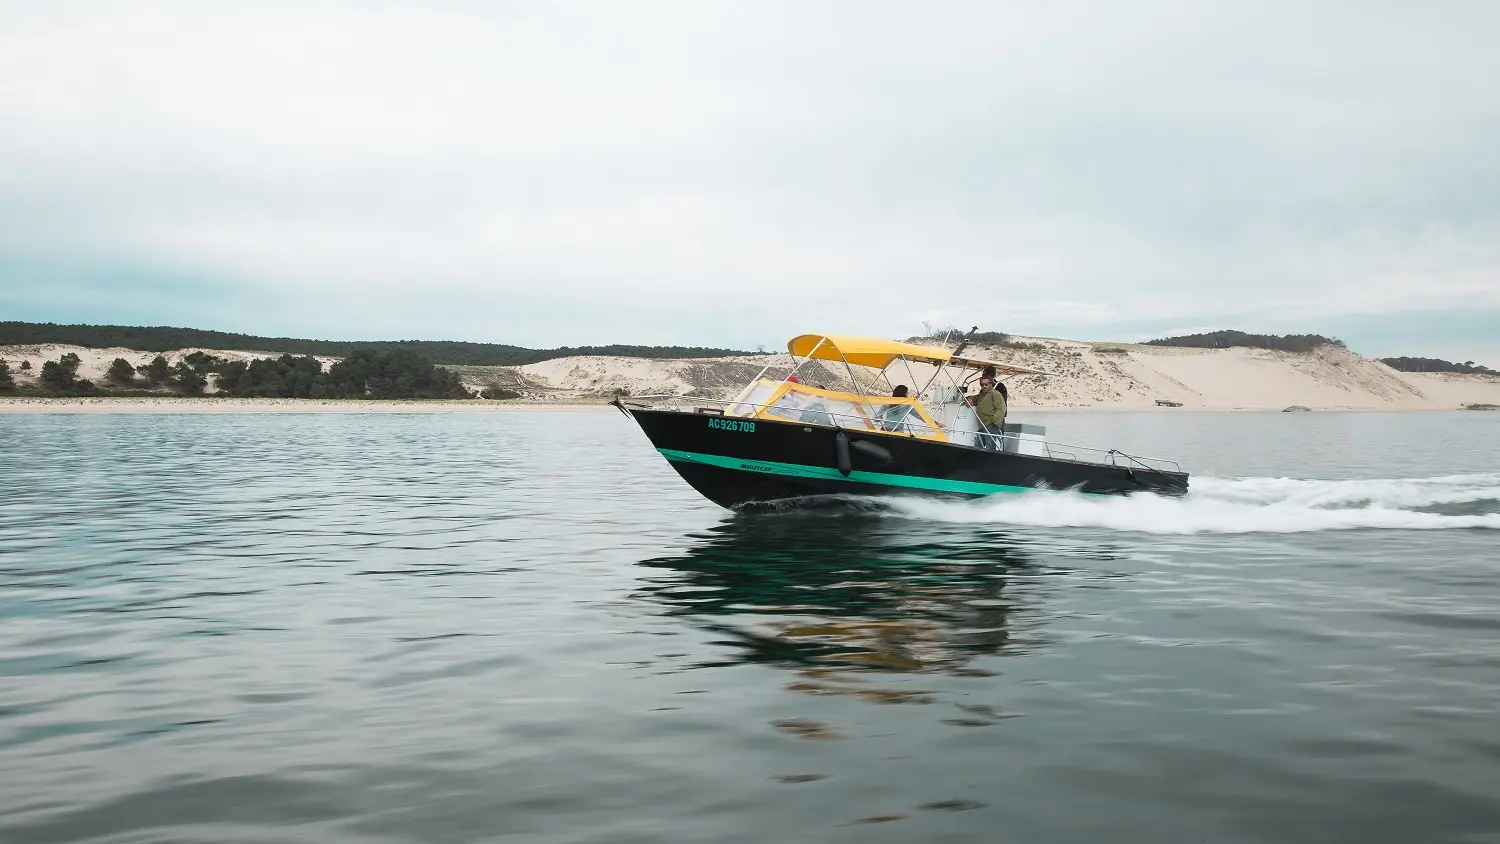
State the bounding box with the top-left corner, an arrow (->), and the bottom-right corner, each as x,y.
1,0 -> 1497,352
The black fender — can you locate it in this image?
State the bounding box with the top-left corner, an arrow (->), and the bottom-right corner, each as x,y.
849,439 -> 893,466
834,432 -> 852,476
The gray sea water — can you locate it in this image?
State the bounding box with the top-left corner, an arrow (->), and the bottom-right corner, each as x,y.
2,410 -> 1499,843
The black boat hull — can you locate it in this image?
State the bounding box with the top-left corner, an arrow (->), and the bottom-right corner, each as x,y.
620,404 -> 1188,511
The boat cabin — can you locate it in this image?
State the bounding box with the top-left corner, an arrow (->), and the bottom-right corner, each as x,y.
721,333 -> 1052,449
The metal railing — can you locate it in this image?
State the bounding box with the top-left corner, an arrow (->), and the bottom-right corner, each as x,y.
618,394 -> 1184,475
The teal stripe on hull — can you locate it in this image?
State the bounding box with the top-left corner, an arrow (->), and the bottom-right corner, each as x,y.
656,447 -> 1040,497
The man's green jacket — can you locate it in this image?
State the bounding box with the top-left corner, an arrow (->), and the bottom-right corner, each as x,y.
977,388 -> 1006,428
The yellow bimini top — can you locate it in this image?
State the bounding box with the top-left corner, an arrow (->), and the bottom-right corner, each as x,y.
786,333 -> 1052,378
787,334 -> 953,369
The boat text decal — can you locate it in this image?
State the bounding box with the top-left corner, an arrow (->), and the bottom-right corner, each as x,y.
706,418 -> 755,432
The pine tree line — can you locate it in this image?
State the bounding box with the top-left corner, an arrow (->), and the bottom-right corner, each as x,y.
0,321 -> 753,365
1379,356 -> 1496,375
1,348 -> 475,399
1144,331 -> 1346,353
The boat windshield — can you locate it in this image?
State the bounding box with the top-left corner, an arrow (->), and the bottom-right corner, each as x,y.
727,379 -> 941,438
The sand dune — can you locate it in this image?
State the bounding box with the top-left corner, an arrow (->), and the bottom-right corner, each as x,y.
483,338 -> 1500,411
968,338 -> 1500,411
4,338 -> 1498,412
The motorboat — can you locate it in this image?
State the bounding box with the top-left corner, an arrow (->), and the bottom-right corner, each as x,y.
614,332 -> 1189,510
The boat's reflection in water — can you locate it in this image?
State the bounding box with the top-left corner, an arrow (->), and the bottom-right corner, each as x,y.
635,509 -> 1115,683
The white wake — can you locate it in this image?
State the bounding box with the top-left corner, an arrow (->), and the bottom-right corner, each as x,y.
883,473 -> 1500,534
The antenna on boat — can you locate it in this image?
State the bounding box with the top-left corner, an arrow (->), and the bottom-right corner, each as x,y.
951,325 -> 979,357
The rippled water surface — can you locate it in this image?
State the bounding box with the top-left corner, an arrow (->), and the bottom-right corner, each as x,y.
3,410 -> 1499,843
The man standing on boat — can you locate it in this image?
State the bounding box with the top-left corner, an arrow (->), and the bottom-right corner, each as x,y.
975,374 -> 1007,450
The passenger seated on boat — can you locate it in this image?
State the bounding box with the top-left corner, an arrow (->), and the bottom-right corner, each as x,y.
798,399 -> 834,426
879,385 -> 916,432
765,377 -> 806,419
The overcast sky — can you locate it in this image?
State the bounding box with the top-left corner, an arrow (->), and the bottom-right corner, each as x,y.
2,1 -> 1498,362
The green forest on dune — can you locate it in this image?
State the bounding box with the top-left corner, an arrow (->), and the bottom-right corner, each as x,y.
0,322 -> 753,365
0,348 -> 480,399
1144,331 -> 1346,353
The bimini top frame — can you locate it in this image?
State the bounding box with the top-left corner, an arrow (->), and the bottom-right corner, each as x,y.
781,333 -> 1056,401
714,333 -> 1058,445
785,333 -> 1052,379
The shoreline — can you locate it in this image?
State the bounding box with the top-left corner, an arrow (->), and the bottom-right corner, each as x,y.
0,397 -> 1486,414
6,341 -> 1497,415
0,397 -> 619,413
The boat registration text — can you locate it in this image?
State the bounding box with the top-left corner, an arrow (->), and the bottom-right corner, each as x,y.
707,418 -> 756,432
